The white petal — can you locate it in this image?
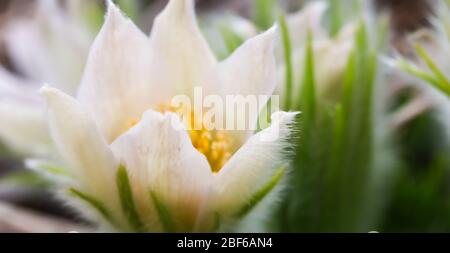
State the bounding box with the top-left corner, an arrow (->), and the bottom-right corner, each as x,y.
4,0 -> 90,94
314,39 -> 353,100
150,0 -> 217,96
204,27 -> 278,145
40,86 -> 125,227
210,26 -> 277,98
197,112 -> 298,228
0,68 -> 51,156
77,2 -> 168,143
110,110 -> 213,231
0,67 -> 41,101
0,99 -> 51,156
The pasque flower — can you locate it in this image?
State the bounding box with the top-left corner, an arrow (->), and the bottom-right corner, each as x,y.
39,0 -> 296,232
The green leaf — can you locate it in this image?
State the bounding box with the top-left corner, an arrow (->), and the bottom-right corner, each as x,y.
213,212 -> 222,232
219,25 -> 245,56
236,164 -> 287,218
329,104 -> 344,175
83,2 -> 104,33
341,50 -> 356,121
415,44 -> 450,97
253,0 -> 277,30
116,0 -> 140,22
116,164 -> 144,232
149,191 -> 174,233
69,188 -> 114,224
398,59 -> 449,97
279,14 -> 294,110
36,163 -> 71,178
299,29 -> 316,117
0,171 -> 50,188
329,0 -> 343,37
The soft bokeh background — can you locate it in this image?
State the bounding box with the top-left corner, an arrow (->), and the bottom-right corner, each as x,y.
1,0 -> 449,232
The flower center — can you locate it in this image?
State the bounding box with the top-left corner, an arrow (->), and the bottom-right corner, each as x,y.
157,103 -> 232,173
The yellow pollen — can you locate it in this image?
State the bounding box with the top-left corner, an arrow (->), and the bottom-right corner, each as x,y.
127,118 -> 139,129
158,103 -> 232,173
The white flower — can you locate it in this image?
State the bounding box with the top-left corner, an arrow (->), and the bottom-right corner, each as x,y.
199,1 -> 354,106
39,0 -> 297,232
276,1 -> 355,106
386,1 -> 450,132
0,0 -> 95,156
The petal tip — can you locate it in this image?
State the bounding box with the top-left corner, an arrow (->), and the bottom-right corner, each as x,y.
39,84 -> 54,97
39,85 -> 69,104
271,111 -> 300,124
104,0 -> 129,28
262,24 -> 278,41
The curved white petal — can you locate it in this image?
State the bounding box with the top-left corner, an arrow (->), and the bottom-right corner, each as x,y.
197,112 -> 298,229
3,0 -> 90,94
0,99 -> 51,156
40,86 -> 125,227
0,67 -> 41,101
210,26 -> 277,99
0,68 -> 50,156
110,110 -> 213,231
204,27 -> 278,145
77,2 -> 168,143
150,0 -> 217,96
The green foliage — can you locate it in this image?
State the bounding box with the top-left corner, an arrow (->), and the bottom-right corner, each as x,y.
116,164 -> 145,232
236,164 -> 287,218
382,111 -> 450,232
328,0 -> 343,38
149,191 -> 174,232
69,188 -> 115,226
279,14 -> 294,110
252,0 -> 278,30
219,25 -> 245,58
278,19 -> 388,232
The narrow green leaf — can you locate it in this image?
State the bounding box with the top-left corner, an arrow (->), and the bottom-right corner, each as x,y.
212,212 -> 222,232
0,171 -> 50,188
355,20 -> 368,55
299,30 -> 316,115
279,14 -> 294,110
415,44 -> 450,96
398,59 -> 448,96
149,191 -> 174,233
116,164 -> 144,232
69,188 -> 113,224
253,0 -> 276,30
236,164 -> 287,218
329,104 -> 344,174
341,50 -> 356,119
329,0 -> 343,37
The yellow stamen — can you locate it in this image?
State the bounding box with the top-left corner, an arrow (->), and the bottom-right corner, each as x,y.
127,118 -> 139,129
158,103 -> 233,173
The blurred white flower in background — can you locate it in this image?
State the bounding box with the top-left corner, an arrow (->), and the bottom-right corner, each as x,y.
387,0 -> 450,132
276,1 -> 355,106
200,1 -> 355,107
38,0 -> 296,232
0,0 -> 97,156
